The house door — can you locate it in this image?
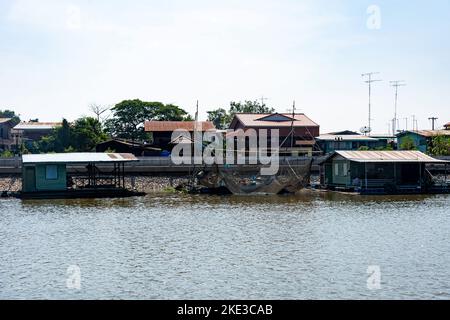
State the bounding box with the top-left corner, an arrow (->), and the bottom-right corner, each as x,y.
24,167 -> 36,192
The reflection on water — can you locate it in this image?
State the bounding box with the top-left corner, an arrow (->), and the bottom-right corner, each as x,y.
1,191 -> 450,299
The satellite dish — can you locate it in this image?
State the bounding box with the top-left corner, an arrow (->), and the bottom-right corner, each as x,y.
360,126 -> 372,134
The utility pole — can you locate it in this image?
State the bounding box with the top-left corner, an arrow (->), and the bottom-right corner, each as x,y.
403,117 -> 408,131
290,101 -> 296,149
429,117 -> 438,130
411,115 -> 417,131
362,72 -> 382,135
390,80 -> 406,135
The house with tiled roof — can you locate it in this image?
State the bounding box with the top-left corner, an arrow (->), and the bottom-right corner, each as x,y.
144,120 -> 216,149
228,113 -> 320,156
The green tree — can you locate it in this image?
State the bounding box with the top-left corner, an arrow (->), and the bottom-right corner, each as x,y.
71,117 -> 108,151
0,150 -> 14,158
207,108 -> 231,130
229,100 -> 275,116
104,99 -> 154,142
153,103 -> 191,121
207,100 -> 275,130
0,109 -> 21,126
399,136 -> 417,150
430,135 -> 450,156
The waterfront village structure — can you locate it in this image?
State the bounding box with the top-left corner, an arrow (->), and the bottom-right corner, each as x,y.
12,121 -> 62,149
96,138 -> 161,157
316,133 -> 387,154
21,153 -> 139,198
0,118 -> 14,151
397,130 -> 450,153
144,121 -> 216,150
227,113 -> 320,156
320,150 -> 449,194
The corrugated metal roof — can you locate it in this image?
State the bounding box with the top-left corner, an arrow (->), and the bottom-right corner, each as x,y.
398,130 -> 450,137
13,122 -> 62,130
22,153 -> 139,164
334,151 -> 447,163
0,118 -> 12,124
233,113 -> 319,128
144,121 -> 215,132
317,134 -> 379,141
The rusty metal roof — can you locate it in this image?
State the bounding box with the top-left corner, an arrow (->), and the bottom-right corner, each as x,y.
333,151 -> 447,163
22,153 -> 139,164
144,121 -> 215,132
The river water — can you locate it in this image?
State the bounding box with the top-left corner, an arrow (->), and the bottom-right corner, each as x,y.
1,191 -> 449,300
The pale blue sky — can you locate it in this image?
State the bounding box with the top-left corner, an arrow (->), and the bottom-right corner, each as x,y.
0,0 -> 449,133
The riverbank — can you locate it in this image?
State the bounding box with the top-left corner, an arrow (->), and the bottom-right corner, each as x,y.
0,176 -> 191,193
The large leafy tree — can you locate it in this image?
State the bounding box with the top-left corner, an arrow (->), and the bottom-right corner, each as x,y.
104,99 -> 155,142
153,103 -> 191,121
207,100 -> 275,130
104,99 -> 192,142
0,109 -> 21,126
72,117 -> 109,151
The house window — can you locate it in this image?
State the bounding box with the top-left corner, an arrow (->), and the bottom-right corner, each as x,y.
343,163 -> 348,176
45,165 -> 58,180
334,163 -> 339,176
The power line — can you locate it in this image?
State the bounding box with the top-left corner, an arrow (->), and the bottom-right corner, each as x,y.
362,72 -> 382,135
390,80 -> 406,135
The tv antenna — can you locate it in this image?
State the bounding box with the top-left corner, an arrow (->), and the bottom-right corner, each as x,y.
260,96 -> 269,107
362,72 -> 382,135
390,80 -> 406,136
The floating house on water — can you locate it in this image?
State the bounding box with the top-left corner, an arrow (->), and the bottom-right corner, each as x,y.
320,151 -> 449,194
20,153 -> 144,199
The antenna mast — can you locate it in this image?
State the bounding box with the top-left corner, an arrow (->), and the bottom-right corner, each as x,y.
362,72 -> 382,135
390,80 -> 406,135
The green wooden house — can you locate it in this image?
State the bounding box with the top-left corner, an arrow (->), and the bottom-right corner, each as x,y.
21,153 -> 141,199
320,150 -> 448,194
